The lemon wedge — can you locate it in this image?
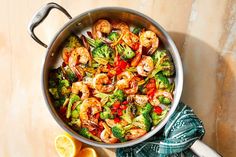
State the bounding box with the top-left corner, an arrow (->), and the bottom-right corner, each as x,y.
55,133 -> 82,157
78,147 -> 97,157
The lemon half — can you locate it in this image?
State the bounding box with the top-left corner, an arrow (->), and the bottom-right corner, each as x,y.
55,133 -> 82,157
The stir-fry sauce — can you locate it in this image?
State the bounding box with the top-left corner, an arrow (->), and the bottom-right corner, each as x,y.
48,19 -> 175,143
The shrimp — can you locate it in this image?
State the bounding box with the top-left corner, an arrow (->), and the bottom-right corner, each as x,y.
100,122 -> 118,144
125,129 -> 147,140
134,95 -> 149,106
68,47 -> 91,68
140,30 -> 159,54
131,44 -> 142,67
71,82 -> 90,100
116,71 -> 134,89
80,98 -> 102,123
111,20 -> 129,33
124,77 -> 139,95
122,31 -> 139,50
92,19 -> 112,39
137,56 -> 154,76
150,90 -> 173,106
93,73 -> 115,93
105,119 -> 129,128
83,76 -> 94,88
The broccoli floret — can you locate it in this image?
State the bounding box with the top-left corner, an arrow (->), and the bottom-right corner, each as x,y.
62,66 -> 77,83
158,95 -> 171,104
151,108 -> 168,125
142,103 -> 153,114
132,113 -> 151,131
49,88 -> 60,99
66,94 -> 80,119
64,35 -> 81,48
108,32 -> 120,41
151,50 -> 175,77
155,73 -> 170,89
92,44 -> 114,60
58,79 -> 71,97
79,128 -> 101,141
112,125 -> 125,139
116,43 -> 135,60
120,105 -> 133,123
100,106 -> 114,119
132,27 -> 141,35
86,37 -> 103,48
111,89 -> 125,102
49,68 -> 64,88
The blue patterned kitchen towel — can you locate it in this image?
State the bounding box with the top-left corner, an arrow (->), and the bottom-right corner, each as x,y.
116,102 -> 205,157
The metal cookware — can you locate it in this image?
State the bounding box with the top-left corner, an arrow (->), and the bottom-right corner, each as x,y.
28,2 -> 183,148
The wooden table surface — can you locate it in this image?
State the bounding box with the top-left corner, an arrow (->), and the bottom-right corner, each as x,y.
1,0 -> 236,156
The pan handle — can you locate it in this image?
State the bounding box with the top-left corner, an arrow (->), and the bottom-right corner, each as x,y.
27,2 -> 72,48
190,140 -> 222,157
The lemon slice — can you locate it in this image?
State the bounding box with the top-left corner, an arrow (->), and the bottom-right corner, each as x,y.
78,147 -> 97,157
55,133 -> 82,157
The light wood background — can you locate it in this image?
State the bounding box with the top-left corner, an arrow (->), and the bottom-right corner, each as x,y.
0,0 -> 236,157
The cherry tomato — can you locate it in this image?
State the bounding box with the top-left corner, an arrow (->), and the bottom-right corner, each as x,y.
154,106 -> 163,115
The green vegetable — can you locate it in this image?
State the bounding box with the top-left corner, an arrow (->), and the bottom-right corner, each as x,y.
120,105 -> 133,123
141,103 -> 153,114
158,95 -> 171,104
92,44 -> 114,62
111,89 -> 125,102
132,27 -> 141,35
69,118 -> 81,128
49,68 -> 64,88
86,37 -> 103,48
100,106 -> 114,119
62,66 -> 77,83
132,113 -> 151,131
64,35 -> 81,48
112,125 -> 125,139
151,108 -> 168,125
71,110 -> 79,119
116,43 -> 135,60
108,32 -> 120,41
151,50 -> 175,77
58,79 -> 71,97
155,73 -> 170,89
79,128 -> 101,141
49,88 -> 59,99
66,94 -> 80,119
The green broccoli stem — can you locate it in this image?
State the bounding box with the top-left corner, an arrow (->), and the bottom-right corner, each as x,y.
86,37 -> 97,47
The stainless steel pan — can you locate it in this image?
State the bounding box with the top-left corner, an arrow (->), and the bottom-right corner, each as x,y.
28,2 -> 184,149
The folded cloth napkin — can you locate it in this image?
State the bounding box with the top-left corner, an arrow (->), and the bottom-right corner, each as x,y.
116,102 -> 205,157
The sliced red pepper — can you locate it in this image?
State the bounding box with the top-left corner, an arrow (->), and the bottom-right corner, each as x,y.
95,113 -> 100,119
131,42 -> 139,51
146,83 -> 156,89
117,109 -> 123,116
90,130 -> 97,136
154,106 -> 163,115
116,67 -> 123,75
120,105 -> 127,110
113,101 -> 121,109
59,106 -> 67,115
122,101 -> 128,105
114,117 -> 121,123
111,108 -> 117,114
107,64 -> 111,70
118,60 -> 128,69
